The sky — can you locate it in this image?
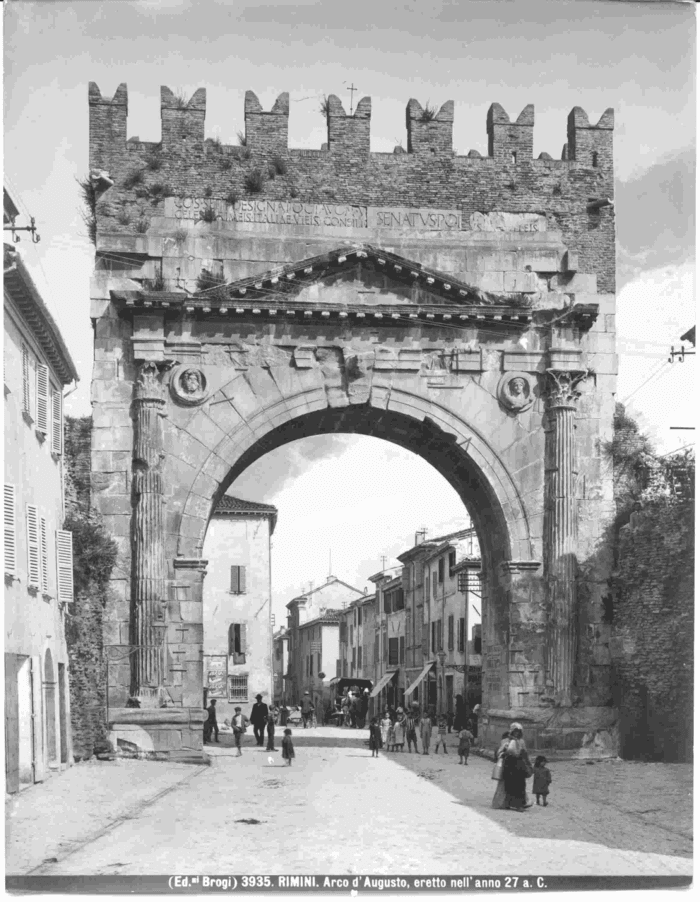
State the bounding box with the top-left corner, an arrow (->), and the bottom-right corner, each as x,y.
3,0 -> 695,623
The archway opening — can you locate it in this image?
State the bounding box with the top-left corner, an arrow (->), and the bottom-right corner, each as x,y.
197,405 -> 520,739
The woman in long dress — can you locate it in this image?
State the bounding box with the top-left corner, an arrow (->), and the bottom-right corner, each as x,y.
380,711 -> 392,748
491,731 -> 512,809
502,722 -> 532,812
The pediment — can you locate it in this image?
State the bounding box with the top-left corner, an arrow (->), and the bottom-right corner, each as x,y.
192,244 -> 512,309
110,242 -> 599,331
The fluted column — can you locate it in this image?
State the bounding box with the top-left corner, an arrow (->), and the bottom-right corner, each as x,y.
543,368 -> 587,706
130,362 -> 168,697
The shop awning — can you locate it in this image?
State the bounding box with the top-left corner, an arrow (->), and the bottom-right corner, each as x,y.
369,669 -> 398,698
404,661 -> 436,698
329,677 -> 340,685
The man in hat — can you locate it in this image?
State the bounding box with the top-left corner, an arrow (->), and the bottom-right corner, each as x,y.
300,691 -> 315,729
250,694 -> 269,746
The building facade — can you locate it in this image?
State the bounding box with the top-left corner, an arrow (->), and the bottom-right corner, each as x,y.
272,627 -> 289,705
4,190 -> 79,792
295,611 -> 344,714
368,571 -> 405,716
285,576 -> 365,705
337,593 -> 374,681
201,495 -> 277,723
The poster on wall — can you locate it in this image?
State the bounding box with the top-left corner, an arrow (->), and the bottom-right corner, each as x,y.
206,657 -> 227,698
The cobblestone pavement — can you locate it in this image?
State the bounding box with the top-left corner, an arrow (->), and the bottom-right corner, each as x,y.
5,728 -> 692,878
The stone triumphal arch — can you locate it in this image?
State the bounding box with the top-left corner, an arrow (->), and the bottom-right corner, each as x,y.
88,83 -> 617,759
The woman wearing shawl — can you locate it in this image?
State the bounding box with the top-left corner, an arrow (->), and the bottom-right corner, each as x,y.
491,731 -> 513,809
394,708 -> 406,751
502,722 -> 532,812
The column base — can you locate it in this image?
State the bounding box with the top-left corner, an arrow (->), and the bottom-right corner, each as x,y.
479,706 -> 619,759
108,707 -> 210,764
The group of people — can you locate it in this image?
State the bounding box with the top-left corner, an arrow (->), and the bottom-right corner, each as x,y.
491,722 -> 552,812
367,703 -> 475,761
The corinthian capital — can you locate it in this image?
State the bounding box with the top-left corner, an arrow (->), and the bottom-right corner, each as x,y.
545,368 -> 589,408
135,361 -> 173,403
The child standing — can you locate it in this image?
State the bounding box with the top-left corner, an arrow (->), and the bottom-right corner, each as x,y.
386,719 -> 396,752
457,725 -> 474,765
380,711 -> 391,748
368,717 -> 381,758
281,728 -> 295,766
435,715 -> 448,754
265,712 -> 276,751
533,756 -> 552,806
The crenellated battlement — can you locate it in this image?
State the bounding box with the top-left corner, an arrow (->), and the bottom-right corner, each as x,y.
88,82 -> 613,165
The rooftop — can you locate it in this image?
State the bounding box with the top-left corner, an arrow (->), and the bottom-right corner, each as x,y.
214,494 -> 278,533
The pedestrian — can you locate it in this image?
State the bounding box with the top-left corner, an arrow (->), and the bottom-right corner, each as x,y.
491,731 -> 512,809
380,710 -> 392,747
265,712 -> 276,751
533,756 -> 552,806
280,701 -> 289,727
502,722 -> 532,812
454,694 -> 466,732
435,714 -> 448,754
250,694 -> 269,747
368,717 -> 382,758
205,699 -> 219,744
386,718 -> 396,752
394,708 -> 406,751
281,728 -> 295,766
231,706 -> 249,757
419,711 -> 432,755
457,724 -> 474,765
359,688 -> 370,729
405,710 -> 419,753
300,691 -> 315,728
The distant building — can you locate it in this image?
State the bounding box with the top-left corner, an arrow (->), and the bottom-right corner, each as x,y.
201,495 -> 277,723
295,610 -> 346,715
285,575 -> 365,704
272,627 -> 288,705
4,189 -> 80,792
337,593 -> 374,682
367,571 -> 405,717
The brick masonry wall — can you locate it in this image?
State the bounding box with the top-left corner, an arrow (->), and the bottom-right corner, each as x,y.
64,416 -> 109,760
611,503 -> 694,762
88,85 -> 615,293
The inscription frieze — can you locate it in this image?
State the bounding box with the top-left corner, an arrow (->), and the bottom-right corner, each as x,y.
467,212 -> 546,232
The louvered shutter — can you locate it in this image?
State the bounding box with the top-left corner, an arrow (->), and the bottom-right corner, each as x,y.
399,636 -> 405,664
448,614 -> 454,651
22,345 -> 30,414
239,623 -> 247,656
4,484 -> 16,575
228,623 -> 236,655
230,566 -> 239,594
56,530 -> 74,604
26,505 -> 40,587
51,390 -> 62,455
239,565 -> 246,594
36,365 -> 49,433
39,517 -> 49,593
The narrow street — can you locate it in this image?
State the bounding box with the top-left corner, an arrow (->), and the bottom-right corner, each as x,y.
6,728 -> 691,878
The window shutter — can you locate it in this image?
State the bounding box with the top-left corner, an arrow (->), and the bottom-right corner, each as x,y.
36,365 -> 49,434
448,615 -> 454,651
22,345 -> 30,414
432,571 -> 438,598
56,530 -> 74,604
39,517 -> 49,593
438,619 -> 443,650
239,566 -> 246,594
228,623 -> 236,656
422,623 -> 429,656
230,566 -> 239,594
239,623 -> 247,655
51,389 -> 62,454
399,636 -> 405,664
4,484 -> 16,575
26,504 -> 40,587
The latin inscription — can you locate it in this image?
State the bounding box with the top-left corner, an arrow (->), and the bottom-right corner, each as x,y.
468,212 -> 546,232
369,207 -> 462,231
168,197 -> 367,227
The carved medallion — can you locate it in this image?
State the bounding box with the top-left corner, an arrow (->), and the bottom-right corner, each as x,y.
498,371 -> 535,413
170,365 -> 208,406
